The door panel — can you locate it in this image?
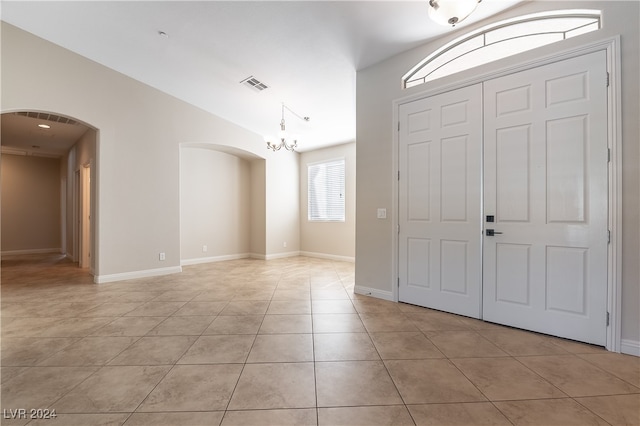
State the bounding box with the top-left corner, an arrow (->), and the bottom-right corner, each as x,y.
546,115 -> 587,223
546,246 -> 588,315
399,84 -> 482,318
408,238 -> 430,288
483,51 -> 608,345
496,125 -> 531,222
440,240 -> 468,294
441,136 -> 469,222
495,243 -> 531,306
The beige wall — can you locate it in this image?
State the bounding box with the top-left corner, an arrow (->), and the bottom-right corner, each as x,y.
180,147 -> 251,262
300,142 -> 356,260
250,159 -> 267,257
265,150 -> 300,258
1,23 -> 300,280
1,154 -> 61,253
356,1 -> 639,348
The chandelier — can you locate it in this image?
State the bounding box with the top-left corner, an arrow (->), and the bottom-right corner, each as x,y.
428,0 -> 482,27
265,103 -> 309,152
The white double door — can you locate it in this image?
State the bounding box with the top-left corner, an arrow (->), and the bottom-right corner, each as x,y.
398,51 -> 608,345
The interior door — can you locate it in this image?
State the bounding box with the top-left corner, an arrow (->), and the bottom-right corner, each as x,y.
482,51 -> 609,345
398,84 -> 482,318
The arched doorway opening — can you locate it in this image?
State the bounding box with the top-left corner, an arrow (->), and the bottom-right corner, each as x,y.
1,111 -> 98,278
179,143 -> 266,265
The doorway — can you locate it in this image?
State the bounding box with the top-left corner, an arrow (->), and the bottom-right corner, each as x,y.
398,50 -> 610,345
0,111 -> 97,277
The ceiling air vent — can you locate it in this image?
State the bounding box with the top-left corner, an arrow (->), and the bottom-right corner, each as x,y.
240,76 -> 268,92
14,111 -> 79,126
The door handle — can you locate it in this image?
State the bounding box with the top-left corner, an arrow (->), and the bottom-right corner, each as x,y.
485,229 -> 503,236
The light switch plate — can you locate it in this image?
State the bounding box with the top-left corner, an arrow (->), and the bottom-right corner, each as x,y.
377,208 -> 387,219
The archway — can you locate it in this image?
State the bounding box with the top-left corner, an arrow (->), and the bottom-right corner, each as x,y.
1,111 -> 98,277
179,143 -> 266,265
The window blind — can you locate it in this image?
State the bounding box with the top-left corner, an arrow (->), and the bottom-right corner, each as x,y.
308,159 -> 345,222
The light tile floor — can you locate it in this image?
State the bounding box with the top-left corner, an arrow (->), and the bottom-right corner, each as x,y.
1,253 -> 639,426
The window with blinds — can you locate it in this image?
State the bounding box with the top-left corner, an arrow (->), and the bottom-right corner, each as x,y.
308,159 -> 345,222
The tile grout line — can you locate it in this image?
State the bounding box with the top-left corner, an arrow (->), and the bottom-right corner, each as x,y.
217,272 -> 276,422
573,352 -> 640,390
310,270 -> 321,425
352,288 -> 418,425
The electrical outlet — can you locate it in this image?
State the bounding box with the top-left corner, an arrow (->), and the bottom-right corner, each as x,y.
202,245 -> 208,252
283,241 -> 287,248
159,252 -> 166,261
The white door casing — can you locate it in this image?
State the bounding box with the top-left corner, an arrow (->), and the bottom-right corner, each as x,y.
398,84 -> 483,318
482,51 -> 609,345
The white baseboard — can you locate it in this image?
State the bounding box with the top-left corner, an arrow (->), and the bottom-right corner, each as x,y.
181,253 -> 250,266
300,251 -> 355,263
186,252 -> 353,262
95,266 -> 182,284
264,251 -> 301,260
1,248 -> 61,256
620,339 -> 640,356
354,285 -> 394,302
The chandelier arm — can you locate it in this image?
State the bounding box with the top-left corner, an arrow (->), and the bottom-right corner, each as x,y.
267,141 -> 284,151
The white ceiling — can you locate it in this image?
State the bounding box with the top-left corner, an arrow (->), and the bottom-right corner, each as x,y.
1,0 -> 522,153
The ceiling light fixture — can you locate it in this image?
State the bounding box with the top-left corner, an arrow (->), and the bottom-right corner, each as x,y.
265,103 -> 310,152
38,124 -> 51,129
428,0 -> 482,26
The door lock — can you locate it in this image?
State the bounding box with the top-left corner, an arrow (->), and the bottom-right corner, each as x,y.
485,229 -> 503,236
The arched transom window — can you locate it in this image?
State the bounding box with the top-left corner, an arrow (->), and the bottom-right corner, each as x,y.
403,10 -> 601,89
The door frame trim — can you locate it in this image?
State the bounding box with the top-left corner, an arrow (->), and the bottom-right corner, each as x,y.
391,36 -> 622,352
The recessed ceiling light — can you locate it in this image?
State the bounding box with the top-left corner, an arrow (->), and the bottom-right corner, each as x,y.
38,124 -> 51,129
